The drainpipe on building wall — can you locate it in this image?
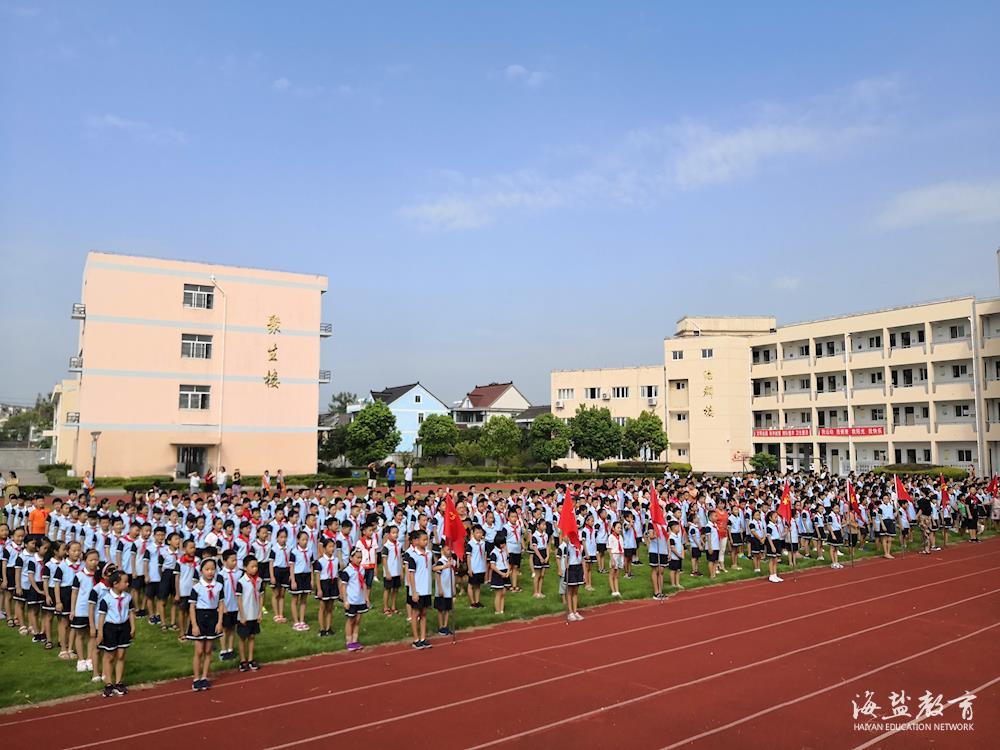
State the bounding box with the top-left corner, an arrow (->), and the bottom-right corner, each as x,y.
211,276 -> 228,469
970,300 -> 986,476
844,332 -> 853,474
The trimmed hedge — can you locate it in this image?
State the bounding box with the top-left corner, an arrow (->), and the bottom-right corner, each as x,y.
598,462 -> 692,475
873,464 -> 968,480
14,485 -> 55,495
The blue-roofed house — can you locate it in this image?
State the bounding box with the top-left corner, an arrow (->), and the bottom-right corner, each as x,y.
351,382 -> 451,456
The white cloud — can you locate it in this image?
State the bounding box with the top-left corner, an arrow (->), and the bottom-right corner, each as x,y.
878,180 -> 1000,229
84,114 -> 188,145
504,64 -> 550,88
272,77 -> 291,92
400,76 -> 898,230
772,276 -> 802,291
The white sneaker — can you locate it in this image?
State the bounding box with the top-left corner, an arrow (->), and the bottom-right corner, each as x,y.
611,591 -> 621,597
768,574 -> 780,582
775,576 -> 784,582
85,659 -> 93,671
91,675 -> 103,683
566,613 -> 576,622
574,612 -> 584,620
75,659 -> 86,672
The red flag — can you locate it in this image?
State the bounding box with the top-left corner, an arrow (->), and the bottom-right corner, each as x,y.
557,491 -> 581,550
939,475 -> 950,508
648,484 -> 668,539
894,475 -> 912,503
778,480 -> 793,524
847,480 -> 859,514
988,475 -> 998,497
443,493 -> 467,561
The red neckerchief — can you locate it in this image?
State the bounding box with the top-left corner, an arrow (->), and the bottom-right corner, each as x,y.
247,574 -> 261,609
297,546 -> 310,568
226,568 -> 237,594
114,592 -> 125,618
238,534 -> 251,548
180,553 -> 196,567
323,556 -> 334,578
204,579 -> 215,603
352,563 -> 364,588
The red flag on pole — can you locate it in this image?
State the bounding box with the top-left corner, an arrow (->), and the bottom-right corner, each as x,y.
847,480 -> 859,514
778,480 -> 793,524
443,493 -> 467,561
988,475 -> 998,497
648,484 -> 668,539
939,475 -> 950,508
557,491 -> 581,550
894,474 -> 912,503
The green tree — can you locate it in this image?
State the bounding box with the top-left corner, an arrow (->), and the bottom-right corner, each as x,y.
453,440 -> 484,467
417,414 -> 460,464
327,391 -> 358,414
479,416 -> 522,471
318,422 -> 348,463
529,413 -> 571,470
0,395 -> 54,445
345,401 -> 401,466
568,405 -> 622,469
462,425 -> 483,444
622,410 -> 669,462
749,451 -> 779,473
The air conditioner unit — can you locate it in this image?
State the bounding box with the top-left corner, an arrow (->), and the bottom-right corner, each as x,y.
647,397 -> 657,406
601,392 -> 611,400
555,400 -> 564,409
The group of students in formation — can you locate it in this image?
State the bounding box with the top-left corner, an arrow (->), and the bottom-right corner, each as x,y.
2,469 -> 997,696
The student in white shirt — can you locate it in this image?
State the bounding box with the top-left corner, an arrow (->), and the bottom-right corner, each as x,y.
405,530 -> 434,649
381,525 -> 403,616
337,548 -> 368,652
313,538 -> 340,638
465,526 -> 487,609
529,522 -> 550,599
433,543 -> 456,636
96,570 -> 135,698
607,520 -> 625,598
187,559 -> 225,691
288,532 -> 313,632
236,555 -> 263,672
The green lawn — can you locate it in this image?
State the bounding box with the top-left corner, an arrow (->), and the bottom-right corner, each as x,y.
0,531 -> 992,709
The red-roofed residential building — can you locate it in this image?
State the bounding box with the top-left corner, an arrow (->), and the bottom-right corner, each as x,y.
451,381 -> 531,427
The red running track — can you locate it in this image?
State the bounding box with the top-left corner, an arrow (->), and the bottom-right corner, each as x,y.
2,540 -> 998,750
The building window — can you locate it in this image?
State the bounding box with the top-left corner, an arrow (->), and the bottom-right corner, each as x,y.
612,386 -> 629,399
950,324 -> 966,339
675,381 -> 687,390
801,411 -> 811,423
922,449 -> 932,462
418,413 -> 425,423
799,344 -> 809,357
868,335 -> 881,349
414,394 -> 422,404
957,449 -> 972,462
585,387 -> 600,399
871,407 -> 884,421
671,351 -> 684,360
178,384 -> 211,410
677,448 -> 687,457
182,283 -> 214,310
180,333 -> 213,359
557,388 -> 575,400
640,385 -> 658,398
676,413 -> 687,422
799,378 -> 810,391
614,417 -> 627,426
954,404 -> 970,418
952,364 -> 968,378
701,348 -> 713,359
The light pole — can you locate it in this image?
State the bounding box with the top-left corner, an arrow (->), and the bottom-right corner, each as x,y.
90,430 -> 102,480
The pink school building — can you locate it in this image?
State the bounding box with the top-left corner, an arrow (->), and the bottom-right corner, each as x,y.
53,251 -> 330,479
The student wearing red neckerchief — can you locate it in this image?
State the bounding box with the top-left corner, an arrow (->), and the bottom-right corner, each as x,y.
236,555 -> 263,672
186,558 -> 224,692
338,548 -> 369,652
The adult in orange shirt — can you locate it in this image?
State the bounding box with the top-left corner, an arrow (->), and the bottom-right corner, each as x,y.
714,506 -> 729,573
28,498 -> 50,540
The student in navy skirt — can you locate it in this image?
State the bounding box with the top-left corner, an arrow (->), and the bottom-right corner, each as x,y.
187,559 -> 224,692
529,523 -> 550,599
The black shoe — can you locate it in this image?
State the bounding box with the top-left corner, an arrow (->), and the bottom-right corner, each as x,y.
32,633 -> 45,643
203,679 -> 212,690
192,680 -> 202,692
114,683 -> 128,696
249,660 -> 260,671
437,628 -> 448,635
239,661 -> 251,672
103,684 -> 115,698
419,640 -> 433,649
412,641 -> 422,650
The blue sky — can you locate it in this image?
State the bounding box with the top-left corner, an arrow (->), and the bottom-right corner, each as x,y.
2,1 -> 999,409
